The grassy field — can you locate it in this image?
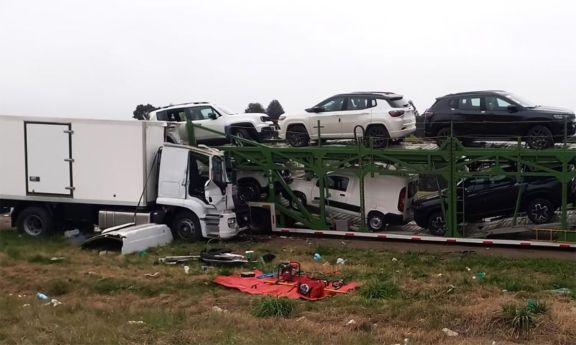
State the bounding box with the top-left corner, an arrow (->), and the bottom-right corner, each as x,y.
0,228 -> 575,345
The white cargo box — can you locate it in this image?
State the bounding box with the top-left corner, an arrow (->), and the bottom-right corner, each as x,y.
0,115 -> 165,207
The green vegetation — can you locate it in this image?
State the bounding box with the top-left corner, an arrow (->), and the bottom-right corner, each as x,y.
253,297 -> 296,318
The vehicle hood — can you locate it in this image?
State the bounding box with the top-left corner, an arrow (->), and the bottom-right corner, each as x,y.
413,191 -> 445,207
529,105 -> 574,115
222,112 -> 274,123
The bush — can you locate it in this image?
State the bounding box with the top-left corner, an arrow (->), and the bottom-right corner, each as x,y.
360,279 -> 400,300
253,297 -> 295,318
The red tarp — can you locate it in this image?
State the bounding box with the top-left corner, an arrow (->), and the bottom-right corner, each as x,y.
214,270 -> 359,300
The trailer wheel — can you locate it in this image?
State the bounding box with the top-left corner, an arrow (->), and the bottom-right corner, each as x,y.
526,198 -> 554,224
367,211 -> 386,231
237,179 -> 262,204
16,206 -> 54,237
171,211 -> 202,241
427,211 -> 447,236
526,125 -> 553,149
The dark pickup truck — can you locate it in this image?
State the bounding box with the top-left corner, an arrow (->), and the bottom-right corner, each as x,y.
413,175 -> 574,236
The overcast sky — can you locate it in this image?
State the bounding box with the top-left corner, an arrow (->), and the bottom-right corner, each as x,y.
0,0 -> 575,119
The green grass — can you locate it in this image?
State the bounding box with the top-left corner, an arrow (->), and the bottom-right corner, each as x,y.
252,297 -> 296,318
360,279 -> 400,300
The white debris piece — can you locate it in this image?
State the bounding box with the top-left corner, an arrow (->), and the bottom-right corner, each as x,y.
128,320 -> 145,325
392,257 -> 398,262
442,328 -> 459,336
346,319 -> 356,325
184,266 -> 190,274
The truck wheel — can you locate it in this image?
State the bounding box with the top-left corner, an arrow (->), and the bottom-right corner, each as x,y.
427,211 -> 447,236
365,125 -> 389,148
367,211 -> 386,231
526,125 -> 553,149
526,198 -> 554,224
290,192 -> 307,210
171,211 -> 202,241
286,126 -> 310,147
16,206 -> 54,237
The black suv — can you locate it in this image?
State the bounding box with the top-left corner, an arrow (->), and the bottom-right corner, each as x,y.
413,174 -> 575,236
423,90 -> 575,149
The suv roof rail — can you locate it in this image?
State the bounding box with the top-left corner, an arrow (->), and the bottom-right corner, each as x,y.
155,101 -> 210,111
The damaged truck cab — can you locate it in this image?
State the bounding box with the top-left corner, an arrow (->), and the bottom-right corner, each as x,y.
0,115 -> 241,241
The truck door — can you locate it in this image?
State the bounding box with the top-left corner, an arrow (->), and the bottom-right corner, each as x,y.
204,156 -> 226,209
25,122 -> 73,196
157,147 -> 189,200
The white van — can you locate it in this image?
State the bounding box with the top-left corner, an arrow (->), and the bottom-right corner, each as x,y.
288,170 -> 418,231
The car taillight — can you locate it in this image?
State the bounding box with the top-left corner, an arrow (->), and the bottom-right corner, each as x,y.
398,187 -> 406,212
389,110 -> 405,117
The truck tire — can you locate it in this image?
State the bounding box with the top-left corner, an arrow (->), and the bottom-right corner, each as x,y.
435,127 -> 451,147
171,211 -> 202,241
367,211 -> 386,231
427,211 -> 447,236
286,125 -> 310,147
526,198 -> 554,224
16,206 -> 54,237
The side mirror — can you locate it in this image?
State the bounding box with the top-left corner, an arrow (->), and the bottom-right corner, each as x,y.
507,105 -> 519,113
305,106 -> 324,113
208,113 -> 217,120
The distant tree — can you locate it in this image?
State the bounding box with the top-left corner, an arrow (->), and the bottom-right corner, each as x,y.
133,104 -> 156,120
266,100 -> 285,120
244,102 -> 266,113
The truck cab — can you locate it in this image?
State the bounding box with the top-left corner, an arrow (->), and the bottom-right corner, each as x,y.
156,144 -> 239,240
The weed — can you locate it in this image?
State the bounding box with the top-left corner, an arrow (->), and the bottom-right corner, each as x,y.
499,303 -> 535,337
92,278 -> 133,295
527,300 -> 547,315
360,279 -> 400,300
142,309 -> 185,330
28,255 -> 64,264
253,297 -> 295,318
45,279 -> 72,296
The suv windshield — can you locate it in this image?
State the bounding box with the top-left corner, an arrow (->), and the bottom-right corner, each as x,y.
503,93 -> 536,108
214,105 -> 236,115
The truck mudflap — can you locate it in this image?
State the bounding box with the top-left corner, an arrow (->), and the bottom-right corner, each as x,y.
82,223 -> 173,255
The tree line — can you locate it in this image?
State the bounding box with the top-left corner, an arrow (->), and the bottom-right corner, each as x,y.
133,100 -> 285,120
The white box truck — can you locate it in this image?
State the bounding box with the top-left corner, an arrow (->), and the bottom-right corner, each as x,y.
0,115 -> 240,240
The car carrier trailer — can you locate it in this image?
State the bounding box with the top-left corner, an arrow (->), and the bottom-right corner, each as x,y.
0,115 -> 240,240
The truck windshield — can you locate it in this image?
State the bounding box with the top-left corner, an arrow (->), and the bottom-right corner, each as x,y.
211,156 -> 227,189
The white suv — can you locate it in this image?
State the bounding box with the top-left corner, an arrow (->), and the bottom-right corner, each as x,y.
148,102 -> 277,144
288,170 -> 418,231
278,92 -> 417,147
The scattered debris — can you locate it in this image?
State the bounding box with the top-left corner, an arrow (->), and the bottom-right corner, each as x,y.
465,267 -> 471,272
548,287 -> 572,295
64,229 -> 80,238
158,255 -> 200,264
86,271 -> 97,275
36,292 -> 49,301
346,319 -> 356,326
442,328 -> 459,336
446,285 -> 455,294
313,253 -> 321,261
50,256 -> 65,262
98,251 -> 113,256
473,272 -> 486,281
128,320 -> 145,325
336,258 -> 346,265
211,306 -> 227,313
22,304 -> 30,308
184,266 -> 190,274
391,257 -> 398,262
144,272 -> 160,278
83,223 -> 173,255
296,316 -> 307,321
48,298 -> 63,307
436,273 -> 443,277
201,249 -> 254,265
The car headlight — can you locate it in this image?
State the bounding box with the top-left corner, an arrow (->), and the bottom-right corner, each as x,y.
554,114 -> 568,120
260,116 -> 271,122
278,115 -> 286,121
227,217 -> 236,227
